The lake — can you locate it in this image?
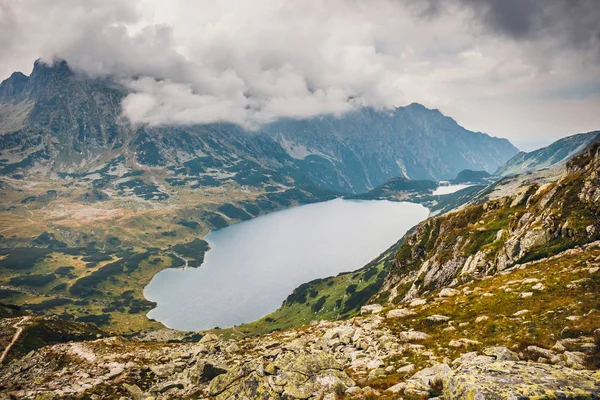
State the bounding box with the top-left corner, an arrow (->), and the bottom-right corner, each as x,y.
433,184 -> 473,195
144,198 -> 428,331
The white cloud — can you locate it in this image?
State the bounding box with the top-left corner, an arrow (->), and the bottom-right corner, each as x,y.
0,0 -> 599,149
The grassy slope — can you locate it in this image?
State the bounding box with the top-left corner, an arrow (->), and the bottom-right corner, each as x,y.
0,175 -> 334,334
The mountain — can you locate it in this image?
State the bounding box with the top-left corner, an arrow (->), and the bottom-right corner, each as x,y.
495,131 -> 600,177
262,103 -> 518,191
247,139 -> 600,341
452,169 -> 491,183
0,60 -> 518,194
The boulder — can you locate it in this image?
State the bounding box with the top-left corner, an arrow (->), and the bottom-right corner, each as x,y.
438,288 -> 460,297
409,298 -> 427,307
386,308 -> 416,319
399,331 -> 430,342
481,346 -> 519,361
209,351 -> 354,399
189,360 -> 227,384
426,315 -> 450,323
444,360 -> 600,399
360,304 -> 383,315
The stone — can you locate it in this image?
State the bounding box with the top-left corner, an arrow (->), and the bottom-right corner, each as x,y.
360,304 -> 383,315
323,326 -> 355,345
397,364 -> 416,374
443,360 -> 600,399
426,315 -> 450,323
531,282 -> 546,291
149,364 -> 174,378
157,382 -> 184,393
410,363 -> 451,388
512,309 -> 529,317
475,315 -> 489,323
386,308 -> 416,319
524,345 -> 555,361
368,368 -> 386,379
438,288 -> 460,297
581,343 -> 598,355
563,351 -> 587,370
449,338 -> 480,348
519,291 -> 533,298
189,360 -> 227,384
409,298 -> 427,307
122,383 -> 143,400
398,331 -> 430,342
386,382 -> 405,393
265,363 -> 277,375
345,386 -> 362,395
198,333 -> 219,344
482,346 -> 519,361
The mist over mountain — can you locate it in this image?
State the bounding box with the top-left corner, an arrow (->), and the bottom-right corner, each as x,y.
0,60 -> 517,193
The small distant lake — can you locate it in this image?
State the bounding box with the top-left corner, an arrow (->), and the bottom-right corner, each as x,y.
433,184 -> 473,196
144,198 -> 428,331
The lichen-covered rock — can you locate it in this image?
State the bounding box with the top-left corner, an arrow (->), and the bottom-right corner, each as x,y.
398,330 -> 430,342
360,304 -> 383,315
386,308 -> 416,319
444,360 -> 600,399
207,351 -> 353,399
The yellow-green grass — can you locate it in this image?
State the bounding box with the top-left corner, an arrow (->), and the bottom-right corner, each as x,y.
360,245 -> 600,394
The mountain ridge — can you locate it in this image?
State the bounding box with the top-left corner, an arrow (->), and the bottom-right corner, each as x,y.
495,130 -> 600,178
0,59 -> 518,193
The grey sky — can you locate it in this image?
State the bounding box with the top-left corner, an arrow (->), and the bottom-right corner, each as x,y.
1,0 -> 599,150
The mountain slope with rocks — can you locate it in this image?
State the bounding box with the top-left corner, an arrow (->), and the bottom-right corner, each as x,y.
1,238 -> 598,399
379,140 -> 600,304
3,141 -> 595,399
495,130 -> 600,178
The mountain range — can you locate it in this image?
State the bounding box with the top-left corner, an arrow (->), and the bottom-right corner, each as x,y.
0,60 -> 518,194
1,130 -> 599,400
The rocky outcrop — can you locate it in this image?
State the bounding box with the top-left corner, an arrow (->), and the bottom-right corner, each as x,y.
380,139 -> 600,304
208,351 -> 353,399
445,359 -> 600,399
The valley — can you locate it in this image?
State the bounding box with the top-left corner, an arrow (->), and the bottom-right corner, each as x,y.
0,59 -> 598,399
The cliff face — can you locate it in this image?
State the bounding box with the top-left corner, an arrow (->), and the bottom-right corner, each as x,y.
380,141 -> 600,304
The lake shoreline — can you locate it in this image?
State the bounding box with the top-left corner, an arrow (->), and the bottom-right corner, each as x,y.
143,199 -> 429,331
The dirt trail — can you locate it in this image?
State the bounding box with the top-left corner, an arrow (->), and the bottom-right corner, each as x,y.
0,316 -> 30,364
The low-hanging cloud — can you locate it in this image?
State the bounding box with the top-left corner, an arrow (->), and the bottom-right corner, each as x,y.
1,0 -> 599,148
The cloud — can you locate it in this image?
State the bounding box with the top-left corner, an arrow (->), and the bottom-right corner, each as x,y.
0,0 -> 599,148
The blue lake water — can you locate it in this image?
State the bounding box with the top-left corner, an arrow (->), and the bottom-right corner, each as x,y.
433,184 -> 473,195
144,198 -> 428,331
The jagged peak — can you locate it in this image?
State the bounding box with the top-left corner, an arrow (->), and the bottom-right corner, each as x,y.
30,58 -> 73,79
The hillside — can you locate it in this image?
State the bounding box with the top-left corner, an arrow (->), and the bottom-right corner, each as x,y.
495,130 -> 600,177
0,59 -> 518,334
452,169 -> 491,183
2,199 -> 599,398
215,141 -> 600,340
0,142 -> 599,399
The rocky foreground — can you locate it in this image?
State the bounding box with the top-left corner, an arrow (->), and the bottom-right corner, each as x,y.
2,242 -> 599,399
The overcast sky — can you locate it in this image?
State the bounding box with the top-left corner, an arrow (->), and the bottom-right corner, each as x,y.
1,0 -> 599,150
